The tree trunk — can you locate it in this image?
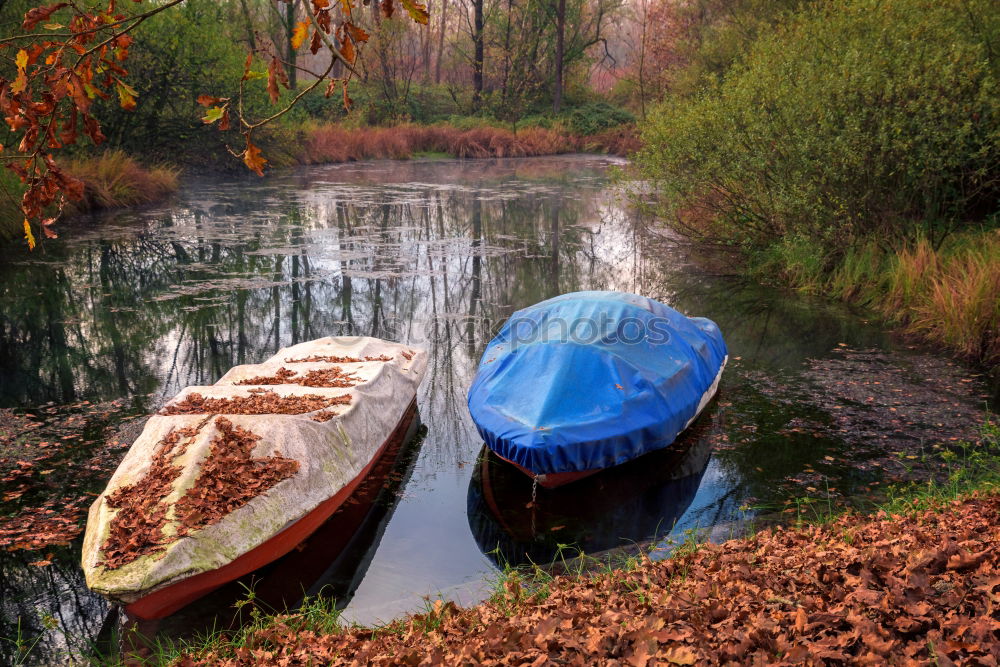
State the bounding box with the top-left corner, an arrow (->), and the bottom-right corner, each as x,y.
553,0 -> 566,113
435,0 -> 449,83
500,0 -> 513,108
473,0 -> 485,109
637,0 -> 647,119
285,1 -> 297,89
239,0 -> 257,52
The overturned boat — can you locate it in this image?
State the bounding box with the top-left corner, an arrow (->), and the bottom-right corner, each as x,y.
82,336 -> 426,619
467,291 -> 727,488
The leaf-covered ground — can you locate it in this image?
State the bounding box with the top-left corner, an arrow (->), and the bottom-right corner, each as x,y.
176,493 -> 1000,666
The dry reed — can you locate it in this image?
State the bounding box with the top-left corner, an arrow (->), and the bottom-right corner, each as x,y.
299,123 -> 636,164
63,150 -> 179,212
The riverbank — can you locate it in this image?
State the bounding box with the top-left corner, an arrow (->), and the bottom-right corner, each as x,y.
162,422 -> 999,666
753,230 -> 1000,369
634,0 -> 999,370
1,151 -> 179,243
174,497 -> 1000,665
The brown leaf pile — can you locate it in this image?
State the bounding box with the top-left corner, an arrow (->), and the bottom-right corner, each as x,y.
235,366 -> 361,389
178,494 -> 1000,666
285,354 -> 392,364
160,390 -> 351,416
174,417 -> 299,536
101,422 -> 205,569
101,417 -> 300,568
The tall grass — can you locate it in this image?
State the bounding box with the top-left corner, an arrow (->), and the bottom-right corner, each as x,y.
62,151 -> 179,213
1,152 -> 179,242
826,231 -> 1000,365
299,123 -> 636,164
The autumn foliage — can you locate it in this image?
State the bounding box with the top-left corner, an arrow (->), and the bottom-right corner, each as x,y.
0,0 -> 188,248
178,493 -> 1000,665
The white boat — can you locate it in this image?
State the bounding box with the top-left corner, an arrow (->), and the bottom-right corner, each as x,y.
81,336 -> 426,619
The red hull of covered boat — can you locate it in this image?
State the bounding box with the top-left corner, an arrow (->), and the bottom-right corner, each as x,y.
496,453 -> 601,489
124,399 -> 418,620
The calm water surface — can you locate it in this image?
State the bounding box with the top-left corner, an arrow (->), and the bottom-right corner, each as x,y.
0,156 -> 991,663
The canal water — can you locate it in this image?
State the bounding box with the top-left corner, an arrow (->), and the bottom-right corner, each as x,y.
0,155 -> 992,663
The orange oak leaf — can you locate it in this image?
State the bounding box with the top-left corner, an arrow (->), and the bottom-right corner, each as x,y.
243,139 -> 267,176
290,21 -> 310,50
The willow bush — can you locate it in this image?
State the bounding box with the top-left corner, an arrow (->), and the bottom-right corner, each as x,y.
636,0 -> 999,258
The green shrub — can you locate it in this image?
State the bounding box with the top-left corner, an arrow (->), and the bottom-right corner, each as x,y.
85,0 -> 258,167
295,86 -> 348,122
637,0 -> 1000,255
564,102 -> 635,136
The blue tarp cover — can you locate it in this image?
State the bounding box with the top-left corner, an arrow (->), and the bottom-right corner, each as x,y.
468,291 -> 728,475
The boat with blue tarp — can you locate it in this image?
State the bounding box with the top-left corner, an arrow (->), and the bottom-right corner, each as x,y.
467,291 -> 727,487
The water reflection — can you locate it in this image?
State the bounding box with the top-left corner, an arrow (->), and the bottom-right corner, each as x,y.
467,421 -> 713,567
0,156 -> 989,663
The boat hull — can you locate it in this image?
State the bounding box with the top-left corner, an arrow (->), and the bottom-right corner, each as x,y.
125,399 -> 417,620
83,337 -> 427,615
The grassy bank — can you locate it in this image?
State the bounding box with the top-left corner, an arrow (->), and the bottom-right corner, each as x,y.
298,122 -> 639,165
756,230 -> 1000,366
1,151 -> 179,243
123,421 -> 999,666
61,152 -> 179,215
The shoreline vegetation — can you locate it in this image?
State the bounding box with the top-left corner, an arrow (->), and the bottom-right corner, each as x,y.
771,232 -> 1000,368
0,121 -> 637,244
144,421 -> 999,666
63,152 -> 180,217
300,122 -> 638,164
0,151 -> 180,240
634,0 -> 998,370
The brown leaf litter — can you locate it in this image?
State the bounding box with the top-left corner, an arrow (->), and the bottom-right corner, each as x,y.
101,421 -> 206,569
177,493 -> 1000,666
285,354 -> 393,364
235,366 -> 362,389
160,390 -> 351,417
174,417 -> 298,536
101,417 -> 299,569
